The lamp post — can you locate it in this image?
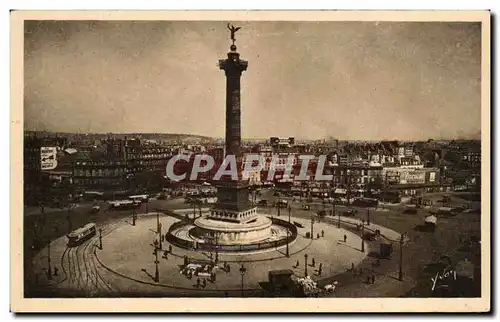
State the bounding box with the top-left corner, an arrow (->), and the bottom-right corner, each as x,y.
286,206 -> 291,257
66,213 -> 72,234
398,233 -> 405,281
361,219 -> 365,253
47,238 -> 52,280
215,233 -> 219,263
304,254 -> 308,277
132,207 -> 136,226
158,222 -> 163,250
154,246 -> 159,283
156,212 -> 162,250
367,208 -> 370,226
239,264 -> 247,297
337,204 -> 341,229
277,203 -> 281,217
98,228 -> 102,250
310,216 -> 314,239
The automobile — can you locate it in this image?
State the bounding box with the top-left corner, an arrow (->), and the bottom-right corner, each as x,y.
363,232 -> 379,241
403,208 -> 418,215
302,204 -> 310,210
293,221 -> 304,228
257,200 -> 268,207
89,205 -> 100,214
342,209 -> 358,216
275,200 -> 288,208
317,210 -> 327,217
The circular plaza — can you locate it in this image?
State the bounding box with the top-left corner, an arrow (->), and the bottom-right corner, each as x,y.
30,208 -> 375,297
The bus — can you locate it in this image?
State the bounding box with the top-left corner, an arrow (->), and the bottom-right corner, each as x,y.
108,200 -> 141,210
128,194 -> 149,203
67,223 -> 97,247
352,197 -> 379,208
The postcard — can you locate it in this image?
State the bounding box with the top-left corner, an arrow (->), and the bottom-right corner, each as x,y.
10,10 -> 490,313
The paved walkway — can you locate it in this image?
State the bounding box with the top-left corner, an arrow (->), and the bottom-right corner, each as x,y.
29,212 -> 369,296
334,216 -> 404,242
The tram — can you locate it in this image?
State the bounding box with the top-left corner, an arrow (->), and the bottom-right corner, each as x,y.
67,223 -> 97,247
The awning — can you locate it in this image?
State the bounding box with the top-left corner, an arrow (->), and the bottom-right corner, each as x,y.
334,188 -> 347,194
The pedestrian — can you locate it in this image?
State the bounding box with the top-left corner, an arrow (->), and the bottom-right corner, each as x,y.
212,272 -> 217,282
317,233 -> 320,239
202,278 -> 207,288
163,250 -> 168,259
344,234 -> 347,243
312,258 -> 315,267
196,277 -> 201,288
321,230 -> 324,238
296,260 -> 300,267
318,267 -> 322,276
351,262 -> 354,271
54,267 -> 59,276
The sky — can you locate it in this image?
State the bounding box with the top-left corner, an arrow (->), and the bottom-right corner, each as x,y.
24,21 -> 482,140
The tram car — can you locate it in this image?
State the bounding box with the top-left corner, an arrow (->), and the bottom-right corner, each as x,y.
67,223 -> 97,247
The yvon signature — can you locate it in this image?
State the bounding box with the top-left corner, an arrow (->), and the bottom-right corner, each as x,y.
431,268 -> 457,292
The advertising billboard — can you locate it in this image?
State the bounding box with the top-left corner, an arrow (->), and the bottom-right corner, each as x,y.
399,170 -> 426,184
40,147 -> 58,171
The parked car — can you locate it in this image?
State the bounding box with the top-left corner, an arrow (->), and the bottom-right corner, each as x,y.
257,200 -> 268,207
89,205 -> 100,214
317,210 -> 327,217
293,221 -> 304,228
343,209 -> 358,216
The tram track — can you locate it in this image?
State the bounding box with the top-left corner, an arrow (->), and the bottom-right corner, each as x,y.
39,219 -> 123,295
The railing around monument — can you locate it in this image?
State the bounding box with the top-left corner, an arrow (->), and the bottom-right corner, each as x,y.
164,216 -> 298,253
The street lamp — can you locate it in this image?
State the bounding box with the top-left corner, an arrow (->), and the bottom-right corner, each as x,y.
361,219 -> 365,253
286,206 -> 291,257
304,254 -> 308,277
154,247 -> 159,283
398,233 -> 405,281
310,216 -> 314,239
66,214 -> 72,234
239,264 -> 247,297
215,233 -> 219,263
99,228 -> 103,250
337,204 -> 341,229
47,238 -> 52,280
158,222 -> 163,250
156,212 -> 162,250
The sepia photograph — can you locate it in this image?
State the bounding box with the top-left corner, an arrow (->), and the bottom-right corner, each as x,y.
10,10 -> 490,312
